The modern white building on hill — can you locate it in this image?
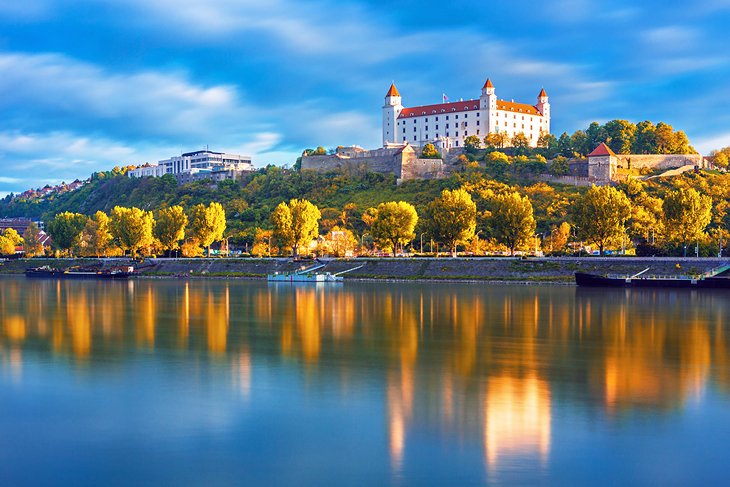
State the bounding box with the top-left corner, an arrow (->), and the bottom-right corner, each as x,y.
383,78 -> 550,149
129,150 -> 254,180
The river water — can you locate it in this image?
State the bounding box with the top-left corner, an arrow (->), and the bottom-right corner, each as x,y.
1,277 -> 729,485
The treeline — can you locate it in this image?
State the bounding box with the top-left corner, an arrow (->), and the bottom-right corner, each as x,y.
461,119 -> 698,160
26,202 -> 226,258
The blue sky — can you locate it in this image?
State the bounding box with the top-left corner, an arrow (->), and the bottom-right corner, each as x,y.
1,0 -> 730,195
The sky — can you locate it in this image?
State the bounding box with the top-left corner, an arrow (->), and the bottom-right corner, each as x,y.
1,0 -> 730,195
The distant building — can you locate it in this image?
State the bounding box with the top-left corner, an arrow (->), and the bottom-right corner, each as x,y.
383,78 -> 550,149
0,217 -> 44,233
128,149 -> 254,180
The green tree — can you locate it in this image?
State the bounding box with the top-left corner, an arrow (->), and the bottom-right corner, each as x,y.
368,201 -> 418,256
511,132 -> 531,156
421,143 -> 441,159
22,222 -> 44,257
109,206 -> 155,257
81,211 -> 113,257
604,119 -> 636,154
586,122 -> 608,152
549,156 -> 570,176
570,130 -> 589,156
557,132 -> 573,157
155,205 -> 188,253
633,120 -> 657,154
427,188 -> 477,257
271,199 -> 321,257
663,188 -> 712,253
189,202 -> 227,257
464,135 -> 482,153
313,146 -> 327,155
573,185 -> 632,255
47,212 -> 88,255
489,191 -> 536,256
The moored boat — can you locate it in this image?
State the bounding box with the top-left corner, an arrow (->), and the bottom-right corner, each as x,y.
575,264 -> 730,289
25,265 -> 135,279
267,263 -> 364,283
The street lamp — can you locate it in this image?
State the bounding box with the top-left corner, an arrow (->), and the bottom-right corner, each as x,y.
360,233 -> 369,255
420,232 -> 426,254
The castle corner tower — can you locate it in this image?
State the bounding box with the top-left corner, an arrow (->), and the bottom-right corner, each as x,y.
382,83 -> 403,146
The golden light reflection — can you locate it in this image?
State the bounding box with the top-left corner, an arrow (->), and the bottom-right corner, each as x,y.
484,373 -> 551,469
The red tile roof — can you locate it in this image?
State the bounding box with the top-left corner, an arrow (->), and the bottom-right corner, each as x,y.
398,100 -> 481,118
587,143 -> 616,157
483,78 -> 494,89
398,98 -> 545,118
496,100 -> 542,115
385,83 -> 400,97
538,88 -> 547,98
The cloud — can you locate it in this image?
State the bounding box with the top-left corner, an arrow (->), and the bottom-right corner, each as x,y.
693,132 -> 730,154
0,51 -> 253,142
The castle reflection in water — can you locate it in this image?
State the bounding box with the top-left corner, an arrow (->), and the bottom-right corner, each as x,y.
1,278 -> 729,473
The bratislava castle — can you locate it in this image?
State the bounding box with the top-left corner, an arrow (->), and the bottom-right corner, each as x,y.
382,78 -> 550,148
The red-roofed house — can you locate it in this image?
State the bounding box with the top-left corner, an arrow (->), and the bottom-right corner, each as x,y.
383,78 -> 550,149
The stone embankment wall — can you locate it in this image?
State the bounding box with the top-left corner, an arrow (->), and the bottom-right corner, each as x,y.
2,257 -> 727,283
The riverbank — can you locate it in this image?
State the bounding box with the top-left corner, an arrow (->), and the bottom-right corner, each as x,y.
2,256 -> 728,283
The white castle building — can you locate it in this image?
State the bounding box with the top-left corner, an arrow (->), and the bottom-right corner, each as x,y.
382,78 -> 550,149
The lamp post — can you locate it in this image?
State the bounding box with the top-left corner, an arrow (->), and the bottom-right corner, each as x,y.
360,233 -> 369,256
420,232 -> 426,254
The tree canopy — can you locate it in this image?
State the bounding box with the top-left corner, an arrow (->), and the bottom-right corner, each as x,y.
488,191 -> 536,256
427,188 -> 477,257
573,185 -> 632,255
663,188 -> 712,251
109,206 -> 154,257
368,201 -> 418,256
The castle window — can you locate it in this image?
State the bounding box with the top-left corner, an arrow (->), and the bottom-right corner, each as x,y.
436,134 -> 439,138
426,126 -> 428,131
441,109 -> 445,113
477,112 -> 480,117
456,131 -> 459,137
455,115 -> 459,119
436,125 -> 439,130
455,141 -> 459,146
402,128 -> 405,134
465,131 -> 468,136
446,132 -> 449,137
446,124 -> 449,129
436,117 -> 439,121
477,120 -> 480,126
425,118 -> 428,122
477,130 -> 480,135
465,122 -> 468,127
413,127 -> 416,132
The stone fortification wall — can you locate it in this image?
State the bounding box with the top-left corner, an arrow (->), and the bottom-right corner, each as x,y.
614,154 -> 705,170
399,158 -> 444,182
301,154 -> 401,176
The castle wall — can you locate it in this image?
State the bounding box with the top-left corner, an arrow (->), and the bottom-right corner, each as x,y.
614,154 -> 705,170
301,154 -> 400,176
399,158 -> 444,181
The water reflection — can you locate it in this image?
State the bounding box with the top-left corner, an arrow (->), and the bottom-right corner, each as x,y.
1,278 -> 729,476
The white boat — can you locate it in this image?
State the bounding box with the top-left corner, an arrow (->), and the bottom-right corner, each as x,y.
267,263 -> 363,283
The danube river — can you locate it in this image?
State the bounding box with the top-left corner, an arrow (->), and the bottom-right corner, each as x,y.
1,277 -> 729,485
